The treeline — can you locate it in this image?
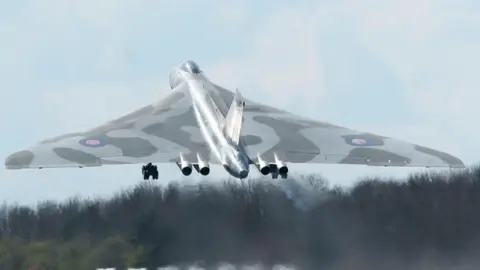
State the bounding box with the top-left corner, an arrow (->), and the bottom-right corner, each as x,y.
1,167 -> 480,270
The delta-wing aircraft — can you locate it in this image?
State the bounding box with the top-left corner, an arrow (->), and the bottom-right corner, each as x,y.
4,60 -> 465,180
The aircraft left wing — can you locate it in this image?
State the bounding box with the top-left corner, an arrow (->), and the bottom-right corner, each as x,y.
4,84 -> 219,170
210,83 -> 465,168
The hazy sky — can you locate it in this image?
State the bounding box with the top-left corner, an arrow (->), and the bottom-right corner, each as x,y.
1,0 -> 479,205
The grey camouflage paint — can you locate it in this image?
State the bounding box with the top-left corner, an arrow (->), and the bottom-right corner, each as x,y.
4,61 -> 465,172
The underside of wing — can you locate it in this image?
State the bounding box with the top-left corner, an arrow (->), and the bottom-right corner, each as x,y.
5,84 -> 218,170
211,83 -> 465,169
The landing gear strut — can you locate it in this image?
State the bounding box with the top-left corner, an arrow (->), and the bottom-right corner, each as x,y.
142,163 -> 158,180
270,164 -> 288,179
271,171 -> 288,179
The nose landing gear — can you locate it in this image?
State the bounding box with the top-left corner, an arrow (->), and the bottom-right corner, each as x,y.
142,163 -> 158,180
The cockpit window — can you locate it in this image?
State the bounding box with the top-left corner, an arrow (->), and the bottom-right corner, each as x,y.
180,60 -> 201,74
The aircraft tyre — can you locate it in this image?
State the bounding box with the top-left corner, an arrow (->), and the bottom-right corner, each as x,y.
151,165 -> 159,180
142,163 -> 159,180
142,165 -> 148,180
271,168 -> 279,179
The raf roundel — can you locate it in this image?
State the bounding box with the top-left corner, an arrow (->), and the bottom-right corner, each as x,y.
343,134 -> 385,147
351,138 -> 367,145
79,138 -> 106,148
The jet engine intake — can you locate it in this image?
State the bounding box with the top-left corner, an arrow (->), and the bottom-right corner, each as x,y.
256,154 -> 270,175
196,153 -> 210,176
179,153 -> 192,176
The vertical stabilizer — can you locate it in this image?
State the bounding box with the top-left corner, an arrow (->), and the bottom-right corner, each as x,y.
223,89 -> 245,145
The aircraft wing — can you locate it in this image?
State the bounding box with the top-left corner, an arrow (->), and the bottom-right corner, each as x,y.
4,84 -> 217,170
211,84 -> 465,168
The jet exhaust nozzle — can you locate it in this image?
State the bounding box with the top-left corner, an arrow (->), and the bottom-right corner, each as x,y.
181,166 -> 192,176
274,153 -> 288,175
179,153 -> 192,176
278,165 -> 288,175
196,153 -> 210,176
199,167 -> 210,175
256,154 -> 271,175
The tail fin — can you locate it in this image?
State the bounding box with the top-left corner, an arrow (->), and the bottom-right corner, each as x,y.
223,89 -> 245,145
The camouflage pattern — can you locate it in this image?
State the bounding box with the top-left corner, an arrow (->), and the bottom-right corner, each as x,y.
4,62 -> 465,171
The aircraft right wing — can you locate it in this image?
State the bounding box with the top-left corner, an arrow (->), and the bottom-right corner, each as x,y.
210,83 -> 465,168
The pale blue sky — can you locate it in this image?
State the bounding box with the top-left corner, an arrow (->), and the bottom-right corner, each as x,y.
0,0 -> 479,205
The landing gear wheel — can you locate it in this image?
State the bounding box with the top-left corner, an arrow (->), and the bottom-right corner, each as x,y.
151,165 -> 159,180
142,163 -> 159,180
142,165 -> 150,180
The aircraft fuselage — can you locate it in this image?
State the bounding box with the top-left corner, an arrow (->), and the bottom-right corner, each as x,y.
177,61 -> 250,179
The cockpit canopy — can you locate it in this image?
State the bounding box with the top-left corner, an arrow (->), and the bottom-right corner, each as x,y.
179,60 -> 201,74
169,60 -> 203,89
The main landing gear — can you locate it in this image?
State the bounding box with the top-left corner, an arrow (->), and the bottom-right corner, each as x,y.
271,170 -> 288,179
269,164 -> 288,180
142,163 -> 158,180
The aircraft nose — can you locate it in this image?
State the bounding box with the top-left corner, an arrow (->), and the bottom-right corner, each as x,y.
4,150 -> 34,169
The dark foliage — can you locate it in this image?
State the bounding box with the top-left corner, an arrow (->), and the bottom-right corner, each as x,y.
2,167 -> 480,269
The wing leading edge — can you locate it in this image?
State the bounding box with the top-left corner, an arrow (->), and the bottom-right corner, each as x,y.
4,84 -> 220,170
208,83 -> 465,169
5,80 -> 466,171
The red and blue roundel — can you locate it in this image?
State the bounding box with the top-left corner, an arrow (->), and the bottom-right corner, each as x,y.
351,138 -> 368,145
343,135 -> 384,147
79,138 -> 106,148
